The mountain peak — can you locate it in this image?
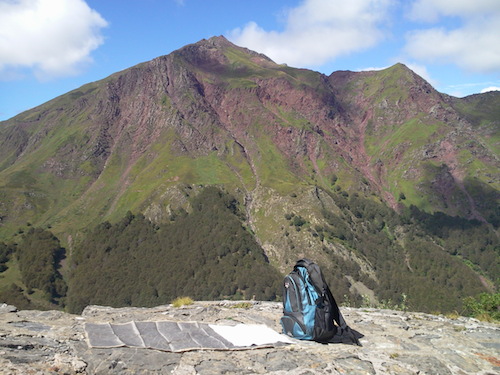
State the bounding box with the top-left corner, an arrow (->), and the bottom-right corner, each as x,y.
385,62 -> 431,85
330,61 -> 439,105
206,35 -> 233,47
183,35 -> 234,51
173,35 -> 275,71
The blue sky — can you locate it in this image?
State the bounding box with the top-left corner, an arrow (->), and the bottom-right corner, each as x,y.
1,0 -> 499,121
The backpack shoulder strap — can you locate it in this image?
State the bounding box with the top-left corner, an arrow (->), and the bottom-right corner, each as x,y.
295,258 -> 347,329
295,258 -> 326,294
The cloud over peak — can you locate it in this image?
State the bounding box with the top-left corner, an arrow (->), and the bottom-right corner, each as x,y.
405,0 -> 500,73
228,0 -> 500,78
229,0 -> 391,68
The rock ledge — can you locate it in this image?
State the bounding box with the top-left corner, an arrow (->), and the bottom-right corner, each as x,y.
0,301 -> 498,374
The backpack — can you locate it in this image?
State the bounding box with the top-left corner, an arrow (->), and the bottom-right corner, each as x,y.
280,258 -> 361,345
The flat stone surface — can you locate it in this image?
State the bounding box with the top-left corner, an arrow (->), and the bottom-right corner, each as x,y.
0,301 -> 499,374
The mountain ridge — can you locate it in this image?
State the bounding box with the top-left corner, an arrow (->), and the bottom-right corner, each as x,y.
0,36 -> 498,314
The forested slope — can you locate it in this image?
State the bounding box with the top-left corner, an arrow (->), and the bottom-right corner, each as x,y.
1,186 -> 497,316
66,187 -> 281,313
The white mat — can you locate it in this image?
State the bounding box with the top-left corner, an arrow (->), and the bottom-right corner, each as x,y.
209,324 -> 294,347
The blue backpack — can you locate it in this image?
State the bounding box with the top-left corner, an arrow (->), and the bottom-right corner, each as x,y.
280,258 -> 361,344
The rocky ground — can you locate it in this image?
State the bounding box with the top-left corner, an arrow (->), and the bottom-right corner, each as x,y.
0,301 -> 498,374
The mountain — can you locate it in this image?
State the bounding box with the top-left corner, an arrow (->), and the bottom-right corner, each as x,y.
0,36 -> 498,313
329,66 -> 499,222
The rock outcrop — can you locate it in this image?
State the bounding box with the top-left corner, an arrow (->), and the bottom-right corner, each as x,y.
0,301 -> 498,374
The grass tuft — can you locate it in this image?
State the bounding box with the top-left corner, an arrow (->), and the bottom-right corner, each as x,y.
171,296 -> 194,308
230,302 -> 253,309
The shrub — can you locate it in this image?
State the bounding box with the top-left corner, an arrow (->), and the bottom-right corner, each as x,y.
463,293 -> 500,322
171,296 -> 194,307
292,215 -> 306,227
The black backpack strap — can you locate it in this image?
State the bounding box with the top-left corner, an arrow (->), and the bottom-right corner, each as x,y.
295,259 -> 346,329
296,259 -> 324,292
325,284 -> 346,328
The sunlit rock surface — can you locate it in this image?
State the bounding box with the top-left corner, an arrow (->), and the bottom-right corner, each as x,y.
0,301 -> 498,374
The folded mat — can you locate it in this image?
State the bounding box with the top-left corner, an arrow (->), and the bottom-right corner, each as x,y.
85,321 -> 294,352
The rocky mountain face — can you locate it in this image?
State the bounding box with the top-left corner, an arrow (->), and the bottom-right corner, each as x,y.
1,301 -> 499,374
329,67 -> 499,220
0,36 -> 498,312
1,36 -> 497,232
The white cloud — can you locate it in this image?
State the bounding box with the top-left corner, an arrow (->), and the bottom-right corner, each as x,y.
408,0 -> 499,22
229,0 -> 392,68
440,81 -> 500,97
480,86 -> 500,93
404,0 -> 500,74
0,0 -> 108,80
